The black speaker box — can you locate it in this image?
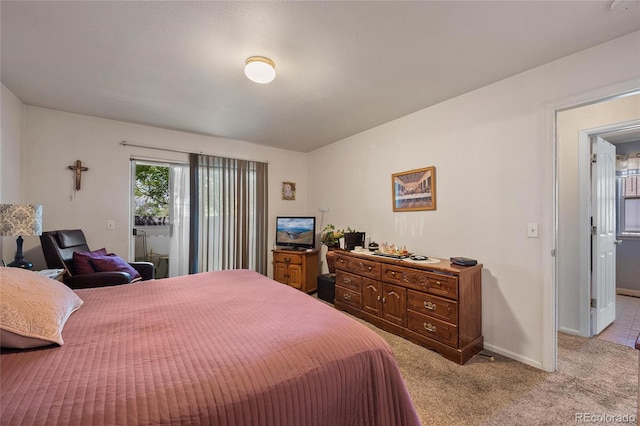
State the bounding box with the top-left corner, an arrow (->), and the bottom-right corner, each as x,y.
450,257 -> 477,266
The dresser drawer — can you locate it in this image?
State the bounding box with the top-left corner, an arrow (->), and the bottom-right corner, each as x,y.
273,252 -> 303,265
407,311 -> 458,348
407,290 -> 458,324
335,254 -> 381,280
382,264 -> 458,299
335,285 -> 362,310
335,270 -> 362,292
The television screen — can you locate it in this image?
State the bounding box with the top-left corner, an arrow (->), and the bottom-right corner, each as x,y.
276,216 -> 316,249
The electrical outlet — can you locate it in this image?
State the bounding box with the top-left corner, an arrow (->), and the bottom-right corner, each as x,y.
527,222 -> 539,238
107,220 -> 116,230
319,207 -> 330,213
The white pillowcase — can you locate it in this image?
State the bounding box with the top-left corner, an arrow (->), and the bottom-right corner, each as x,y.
0,267 -> 83,349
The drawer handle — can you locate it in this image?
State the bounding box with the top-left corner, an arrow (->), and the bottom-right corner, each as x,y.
343,277 -> 352,284
423,322 -> 436,333
284,257 -> 291,262
367,266 -> 372,271
434,281 -> 442,286
343,293 -> 352,301
390,271 -> 396,276
424,301 -> 437,310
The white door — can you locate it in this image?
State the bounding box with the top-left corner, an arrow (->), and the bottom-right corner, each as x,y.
591,136 -> 617,335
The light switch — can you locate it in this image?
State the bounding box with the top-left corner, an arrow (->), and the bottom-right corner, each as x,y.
107,220 -> 116,230
527,222 -> 539,238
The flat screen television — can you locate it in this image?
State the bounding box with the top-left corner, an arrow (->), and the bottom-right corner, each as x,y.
275,216 -> 316,250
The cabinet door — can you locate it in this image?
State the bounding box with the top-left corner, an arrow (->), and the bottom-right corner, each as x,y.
383,283 -> 406,326
274,262 -> 288,284
287,264 -> 303,289
362,279 -> 382,317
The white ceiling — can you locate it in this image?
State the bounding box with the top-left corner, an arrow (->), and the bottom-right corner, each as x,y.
2,1 -> 640,153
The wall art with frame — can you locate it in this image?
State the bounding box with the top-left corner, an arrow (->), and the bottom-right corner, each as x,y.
282,181 -> 296,200
391,166 -> 436,212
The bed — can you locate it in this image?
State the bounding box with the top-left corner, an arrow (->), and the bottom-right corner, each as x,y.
0,268 -> 420,425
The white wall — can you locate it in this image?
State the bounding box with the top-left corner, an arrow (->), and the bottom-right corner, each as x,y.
0,83 -> 26,263
20,107 -> 310,274
5,30 -> 640,370
557,95 -> 640,336
307,31 -> 640,369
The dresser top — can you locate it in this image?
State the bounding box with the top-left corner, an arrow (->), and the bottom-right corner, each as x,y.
272,248 -> 320,254
335,250 -> 483,275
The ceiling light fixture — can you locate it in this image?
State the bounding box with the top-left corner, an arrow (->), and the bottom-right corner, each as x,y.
244,56 -> 276,84
609,0 -> 639,10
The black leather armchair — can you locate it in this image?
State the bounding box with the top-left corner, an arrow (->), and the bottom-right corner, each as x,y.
40,229 -> 155,289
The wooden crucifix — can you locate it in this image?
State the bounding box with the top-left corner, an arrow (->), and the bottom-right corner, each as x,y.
68,160 -> 89,190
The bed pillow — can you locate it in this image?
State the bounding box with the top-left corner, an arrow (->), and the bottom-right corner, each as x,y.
72,248 -> 108,275
90,254 -> 142,282
0,267 -> 83,349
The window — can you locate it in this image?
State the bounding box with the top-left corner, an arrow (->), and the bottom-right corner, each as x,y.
616,151 -> 640,236
621,197 -> 640,233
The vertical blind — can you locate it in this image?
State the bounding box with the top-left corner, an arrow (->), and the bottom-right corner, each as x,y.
189,154 -> 268,274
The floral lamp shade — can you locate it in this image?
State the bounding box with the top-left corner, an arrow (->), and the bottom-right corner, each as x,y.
0,204 -> 43,269
0,204 -> 43,236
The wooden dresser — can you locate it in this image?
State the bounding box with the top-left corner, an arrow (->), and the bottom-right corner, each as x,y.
272,249 -> 319,294
334,251 -> 483,364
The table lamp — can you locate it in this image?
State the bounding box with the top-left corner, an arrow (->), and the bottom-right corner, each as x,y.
0,204 -> 43,269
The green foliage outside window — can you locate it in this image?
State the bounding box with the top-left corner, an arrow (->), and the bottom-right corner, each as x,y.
135,165 -> 169,221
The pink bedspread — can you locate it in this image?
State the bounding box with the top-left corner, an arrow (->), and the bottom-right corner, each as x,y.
1,270 -> 420,425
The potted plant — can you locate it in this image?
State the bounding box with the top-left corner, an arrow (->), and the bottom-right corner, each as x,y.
321,224 -> 344,276
321,224 -> 344,248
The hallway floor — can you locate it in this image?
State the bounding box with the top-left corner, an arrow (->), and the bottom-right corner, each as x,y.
597,294 -> 640,348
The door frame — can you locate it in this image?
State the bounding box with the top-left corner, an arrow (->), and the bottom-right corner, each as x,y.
129,158 -> 176,266
544,79 -> 640,372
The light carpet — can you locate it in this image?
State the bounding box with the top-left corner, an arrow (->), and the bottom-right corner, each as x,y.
355,318 -> 638,425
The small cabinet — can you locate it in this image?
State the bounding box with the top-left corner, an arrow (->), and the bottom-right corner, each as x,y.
362,280 -> 406,327
272,249 -> 319,293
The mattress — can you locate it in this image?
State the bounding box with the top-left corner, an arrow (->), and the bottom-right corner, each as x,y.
1,269 -> 420,425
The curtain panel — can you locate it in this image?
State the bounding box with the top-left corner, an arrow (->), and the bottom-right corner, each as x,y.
189,154 -> 268,275
169,163 -> 190,277
617,152 -> 640,196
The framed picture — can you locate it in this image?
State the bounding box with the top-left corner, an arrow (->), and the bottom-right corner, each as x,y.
391,166 -> 436,212
282,181 -> 296,200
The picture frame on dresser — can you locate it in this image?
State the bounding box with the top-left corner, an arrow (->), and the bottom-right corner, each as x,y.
392,166 -> 436,212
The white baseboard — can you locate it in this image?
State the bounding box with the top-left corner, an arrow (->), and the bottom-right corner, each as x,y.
558,326 -> 583,336
481,342 -> 546,371
617,288 -> 640,298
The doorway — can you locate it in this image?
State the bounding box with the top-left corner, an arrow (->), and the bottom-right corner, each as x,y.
556,93 -> 640,354
132,160 -> 171,278
595,131 -> 640,346
130,159 -> 190,278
